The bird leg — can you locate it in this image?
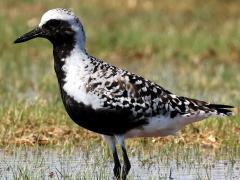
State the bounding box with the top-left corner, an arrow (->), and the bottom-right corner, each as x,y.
121,145 -> 131,180
117,135 -> 131,180
112,146 -> 121,179
103,135 -> 121,179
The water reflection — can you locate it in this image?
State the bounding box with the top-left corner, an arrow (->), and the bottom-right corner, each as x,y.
0,149 -> 239,179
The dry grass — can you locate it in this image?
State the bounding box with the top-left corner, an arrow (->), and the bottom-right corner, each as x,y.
0,0 -> 239,153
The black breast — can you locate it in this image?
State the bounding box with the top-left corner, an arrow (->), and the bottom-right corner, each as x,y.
52,38 -> 148,135
60,89 -> 148,135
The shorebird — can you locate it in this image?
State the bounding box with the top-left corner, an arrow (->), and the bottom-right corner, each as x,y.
14,8 -> 233,179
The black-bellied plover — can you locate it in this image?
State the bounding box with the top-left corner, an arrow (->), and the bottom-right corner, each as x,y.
14,8 -> 233,179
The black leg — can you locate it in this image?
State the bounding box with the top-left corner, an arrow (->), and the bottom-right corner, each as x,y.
116,135 -> 131,180
121,146 -> 131,180
112,147 -> 121,179
102,135 -> 121,180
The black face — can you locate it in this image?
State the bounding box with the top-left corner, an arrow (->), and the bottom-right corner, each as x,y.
14,19 -> 75,45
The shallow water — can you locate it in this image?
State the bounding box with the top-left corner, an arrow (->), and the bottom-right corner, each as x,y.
0,149 -> 239,179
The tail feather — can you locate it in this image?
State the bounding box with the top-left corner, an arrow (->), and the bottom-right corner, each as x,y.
206,103 -> 234,116
181,97 -> 234,116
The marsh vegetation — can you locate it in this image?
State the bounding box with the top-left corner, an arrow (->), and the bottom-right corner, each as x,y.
0,0 -> 239,179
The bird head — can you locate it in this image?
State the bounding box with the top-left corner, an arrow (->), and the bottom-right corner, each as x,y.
14,8 -> 86,50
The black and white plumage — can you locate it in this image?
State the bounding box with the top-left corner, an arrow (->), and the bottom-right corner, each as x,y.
14,8 -> 233,179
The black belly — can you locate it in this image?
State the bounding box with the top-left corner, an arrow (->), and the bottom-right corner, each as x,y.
54,57 -> 148,135
61,91 -> 148,135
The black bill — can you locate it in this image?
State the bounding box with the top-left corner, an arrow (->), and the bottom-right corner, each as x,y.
14,27 -> 44,44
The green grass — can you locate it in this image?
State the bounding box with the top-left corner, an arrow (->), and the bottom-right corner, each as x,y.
0,0 -> 239,155
0,145 -> 239,179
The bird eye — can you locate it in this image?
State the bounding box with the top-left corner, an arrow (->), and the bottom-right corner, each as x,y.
47,20 -> 61,27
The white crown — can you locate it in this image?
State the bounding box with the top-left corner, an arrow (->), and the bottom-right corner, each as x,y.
39,8 -> 77,27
